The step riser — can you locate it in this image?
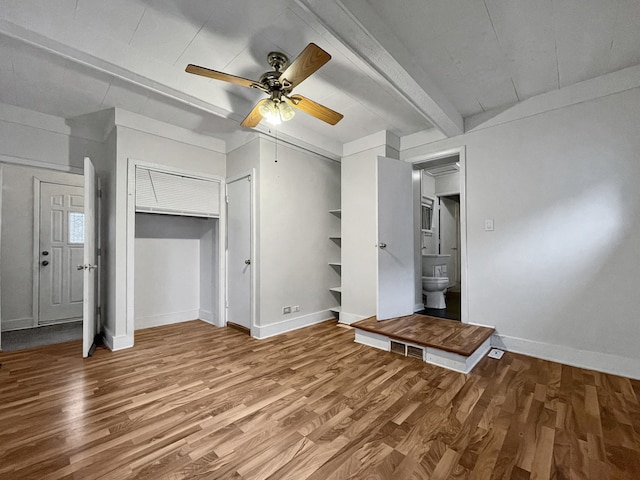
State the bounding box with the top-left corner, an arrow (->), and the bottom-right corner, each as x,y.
355,329 -> 491,374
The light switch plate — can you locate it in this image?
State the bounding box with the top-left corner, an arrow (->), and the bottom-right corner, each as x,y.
484,219 -> 495,231
488,348 -> 504,359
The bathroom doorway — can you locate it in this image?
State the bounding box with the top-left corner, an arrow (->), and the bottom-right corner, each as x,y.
412,149 -> 466,322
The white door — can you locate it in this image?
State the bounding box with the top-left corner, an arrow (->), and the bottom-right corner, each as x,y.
440,196 -> 460,286
82,157 -> 98,358
376,156 -> 415,320
39,183 -> 84,324
226,175 -> 252,331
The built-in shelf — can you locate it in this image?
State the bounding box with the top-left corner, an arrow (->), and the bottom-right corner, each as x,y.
329,208 -> 342,319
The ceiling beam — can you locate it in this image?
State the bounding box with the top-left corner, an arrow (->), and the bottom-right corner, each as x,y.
296,0 -> 464,137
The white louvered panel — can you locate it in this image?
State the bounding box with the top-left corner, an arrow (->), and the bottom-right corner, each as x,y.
135,167 -> 220,217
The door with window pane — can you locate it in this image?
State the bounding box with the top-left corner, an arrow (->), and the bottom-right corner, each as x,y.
38,183 -> 84,324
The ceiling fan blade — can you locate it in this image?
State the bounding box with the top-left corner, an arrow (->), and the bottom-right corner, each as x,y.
289,95 -> 343,125
279,43 -> 331,89
186,64 -> 257,88
241,100 -> 268,128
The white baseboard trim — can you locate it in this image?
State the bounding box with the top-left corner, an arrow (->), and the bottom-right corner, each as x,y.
198,309 -> 218,326
339,312 -> 370,325
254,310 -> 333,339
102,326 -> 133,351
135,309 -> 200,330
414,303 -> 424,312
492,334 -> 640,381
1,317 -> 35,331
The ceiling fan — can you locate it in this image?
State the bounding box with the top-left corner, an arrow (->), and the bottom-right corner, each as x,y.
185,43 -> 343,128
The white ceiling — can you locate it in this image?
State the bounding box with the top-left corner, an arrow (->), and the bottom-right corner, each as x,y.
1,0 -> 639,156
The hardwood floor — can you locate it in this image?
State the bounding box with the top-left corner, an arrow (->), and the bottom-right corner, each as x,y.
353,314 -> 494,356
1,320 -> 639,479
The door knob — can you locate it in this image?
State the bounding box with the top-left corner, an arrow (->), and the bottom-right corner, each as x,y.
41,260 -> 49,266
378,243 -> 387,249
42,251 -> 49,256
245,259 -> 251,265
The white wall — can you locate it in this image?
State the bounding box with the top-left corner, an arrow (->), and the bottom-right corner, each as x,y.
107,117 -> 226,349
0,103 -> 105,172
135,214 -> 215,329
0,103 -> 105,335
403,86 -> 640,379
0,164 -> 83,330
254,138 -> 341,337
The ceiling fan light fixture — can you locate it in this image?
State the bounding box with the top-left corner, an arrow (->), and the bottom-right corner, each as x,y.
278,100 -> 296,121
258,99 -> 280,125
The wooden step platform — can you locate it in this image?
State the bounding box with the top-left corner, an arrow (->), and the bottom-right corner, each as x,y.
352,314 -> 495,373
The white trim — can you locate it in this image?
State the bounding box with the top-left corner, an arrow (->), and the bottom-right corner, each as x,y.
135,309 -> 200,330
199,309 -> 214,324
0,154 -> 84,174
414,303 -> 424,312
492,334 -> 640,381
102,326 -> 134,351
126,159 -> 227,345
465,63 -> 640,133
0,163 -> 2,348
343,130 -> 400,157
115,110 -> 226,154
339,312 -> 369,325
0,317 -> 34,332
31,177 -> 41,328
225,170 -> 257,334
408,146 -> 469,324
253,310 -> 333,339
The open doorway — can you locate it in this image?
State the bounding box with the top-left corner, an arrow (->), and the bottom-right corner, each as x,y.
0,164 -> 86,351
411,148 -> 467,323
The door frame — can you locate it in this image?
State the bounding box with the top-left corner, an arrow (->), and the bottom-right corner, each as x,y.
225,170 -> 257,335
125,159 -> 227,344
408,146 -> 469,324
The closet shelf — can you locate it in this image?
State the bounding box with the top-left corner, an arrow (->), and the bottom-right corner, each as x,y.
329,262 -> 342,267
329,286 -> 342,293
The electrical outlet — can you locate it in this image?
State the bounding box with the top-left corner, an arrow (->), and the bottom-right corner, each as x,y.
292,305 -> 300,313
282,306 -> 291,314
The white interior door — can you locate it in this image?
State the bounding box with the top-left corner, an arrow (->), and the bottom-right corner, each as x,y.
82,157 -> 97,358
39,183 -> 84,324
377,156 -> 415,320
226,175 -> 252,330
440,196 -> 460,286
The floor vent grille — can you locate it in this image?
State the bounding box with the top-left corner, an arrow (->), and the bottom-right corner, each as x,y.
407,346 -> 424,360
390,341 -> 406,355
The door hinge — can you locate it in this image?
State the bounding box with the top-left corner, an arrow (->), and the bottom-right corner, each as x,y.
98,189 -> 102,198
225,195 -> 229,204
97,306 -> 101,317
97,248 -> 101,256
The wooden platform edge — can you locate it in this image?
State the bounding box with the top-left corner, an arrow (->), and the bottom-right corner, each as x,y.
352,315 -> 495,357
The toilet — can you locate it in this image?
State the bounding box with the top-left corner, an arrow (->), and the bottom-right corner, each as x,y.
422,276 -> 449,309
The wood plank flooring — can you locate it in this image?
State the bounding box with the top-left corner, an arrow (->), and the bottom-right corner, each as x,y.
1,319 -> 639,479
353,314 -> 495,356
